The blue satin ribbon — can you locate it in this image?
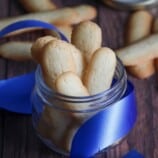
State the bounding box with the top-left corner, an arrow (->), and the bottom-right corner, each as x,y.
70,81 -> 137,157
0,72 -> 34,114
123,150 -> 144,158
0,19 -> 68,41
0,20 -> 137,158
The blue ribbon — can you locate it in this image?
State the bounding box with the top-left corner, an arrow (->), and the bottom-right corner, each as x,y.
70,81 -> 137,157
0,19 -> 68,41
0,20 -> 137,157
0,20 -> 68,113
0,72 -> 34,114
123,150 -> 144,158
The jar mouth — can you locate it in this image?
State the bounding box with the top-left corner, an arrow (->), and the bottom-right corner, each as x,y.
103,0 -> 158,10
35,57 -> 127,111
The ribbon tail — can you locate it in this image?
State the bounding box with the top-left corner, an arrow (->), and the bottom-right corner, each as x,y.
0,72 -> 35,114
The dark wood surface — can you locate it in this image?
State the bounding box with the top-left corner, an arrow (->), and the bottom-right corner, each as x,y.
0,0 -> 158,158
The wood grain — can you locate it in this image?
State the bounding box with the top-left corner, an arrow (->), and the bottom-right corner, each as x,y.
0,0 -> 158,158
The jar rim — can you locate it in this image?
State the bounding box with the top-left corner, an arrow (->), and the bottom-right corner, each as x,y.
35,57 -> 126,102
103,0 -> 158,10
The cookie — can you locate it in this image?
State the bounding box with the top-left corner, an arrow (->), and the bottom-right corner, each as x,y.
84,47 -> 116,95
0,41 -> 32,61
71,21 -> 102,62
19,0 -> 56,12
31,35 -> 56,62
41,40 -> 76,89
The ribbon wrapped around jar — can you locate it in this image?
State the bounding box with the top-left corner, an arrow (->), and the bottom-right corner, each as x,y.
0,20 -> 137,157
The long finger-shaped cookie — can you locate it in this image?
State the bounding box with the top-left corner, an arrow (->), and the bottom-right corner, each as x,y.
32,36 -> 84,78
125,10 -> 152,44
31,35 -> 56,63
84,47 -> 116,95
0,41 -> 32,61
56,71 -> 89,106
116,34 -> 158,66
72,5 -> 97,26
19,0 -> 56,12
56,71 -> 90,121
0,5 -> 96,37
125,10 -> 154,79
71,21 -> 102,63
41,40 -> 76,89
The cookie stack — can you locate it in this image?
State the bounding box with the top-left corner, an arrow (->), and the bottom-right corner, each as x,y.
31,21 -> 117,152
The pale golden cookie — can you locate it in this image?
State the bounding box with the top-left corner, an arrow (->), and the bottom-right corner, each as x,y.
71,21 -> 102,62
84,47 -> 116,95
19,0 -> 56,12
41,40 -> 76,89
0,41 -> 32,61
31,36 -> 56,63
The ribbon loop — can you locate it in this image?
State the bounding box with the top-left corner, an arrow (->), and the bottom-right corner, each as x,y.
0,19 -> 68,113
0,19 -> 68,41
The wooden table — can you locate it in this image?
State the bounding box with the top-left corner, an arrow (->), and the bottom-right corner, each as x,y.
0,0 -> 158,157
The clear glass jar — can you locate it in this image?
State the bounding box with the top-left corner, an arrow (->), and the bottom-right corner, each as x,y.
31,58 -> 127,156
102,0 -> 158,10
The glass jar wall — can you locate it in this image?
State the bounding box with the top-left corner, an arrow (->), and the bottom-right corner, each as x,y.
31,58 -> 127,155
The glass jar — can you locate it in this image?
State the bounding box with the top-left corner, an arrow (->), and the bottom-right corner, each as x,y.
31,58 -> 127,156
102,0 -> 158,10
